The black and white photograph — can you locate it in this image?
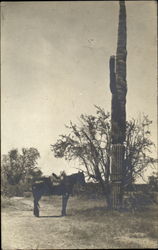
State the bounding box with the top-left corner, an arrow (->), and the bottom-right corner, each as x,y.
1,0 -> 157,249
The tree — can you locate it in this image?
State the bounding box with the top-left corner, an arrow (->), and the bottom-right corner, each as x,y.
124,116 -> 157,187
51,107 -> 157,206
1,147 -> 41,196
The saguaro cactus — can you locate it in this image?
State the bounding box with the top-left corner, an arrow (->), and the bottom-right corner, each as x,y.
109,0 -> 127,209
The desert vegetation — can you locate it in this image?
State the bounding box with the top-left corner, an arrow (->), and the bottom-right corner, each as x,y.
1,109 -> 157,248
51,107 -> 157,208
1,110 -> 157,209
1,147 -> 42,197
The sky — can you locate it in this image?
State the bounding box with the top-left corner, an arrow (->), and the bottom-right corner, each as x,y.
1,1 -> 157,179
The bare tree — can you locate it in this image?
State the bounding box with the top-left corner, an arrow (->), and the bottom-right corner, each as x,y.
124,116 -> 157,187
51,107 -> 157,207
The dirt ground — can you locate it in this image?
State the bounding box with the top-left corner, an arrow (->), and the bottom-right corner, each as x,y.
2,196 -> 158,249
2,196 -> 75,249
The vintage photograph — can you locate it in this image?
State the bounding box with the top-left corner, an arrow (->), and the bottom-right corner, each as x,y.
1,0 -> 157,249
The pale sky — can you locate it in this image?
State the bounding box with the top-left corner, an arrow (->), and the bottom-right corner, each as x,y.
1,1 -> 157,179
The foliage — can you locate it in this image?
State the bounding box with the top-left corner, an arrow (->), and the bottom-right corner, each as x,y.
51,106 -> 111,200
1,147 -> 42,196
51,107 -> 157,205
124,116 -> 157,186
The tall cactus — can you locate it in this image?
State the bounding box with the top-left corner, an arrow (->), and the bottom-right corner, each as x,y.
109,0 -> 127,209
110,0 -> 127,144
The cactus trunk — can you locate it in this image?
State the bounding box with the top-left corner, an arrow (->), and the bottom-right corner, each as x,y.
109,0 -> 127,209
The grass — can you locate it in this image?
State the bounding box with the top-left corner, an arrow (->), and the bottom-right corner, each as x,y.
67,196 -> 158,248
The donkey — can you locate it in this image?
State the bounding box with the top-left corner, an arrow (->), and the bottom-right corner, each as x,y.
32,171 -> 85,217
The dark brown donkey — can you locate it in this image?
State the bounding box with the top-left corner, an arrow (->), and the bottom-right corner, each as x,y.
32,171 -> 85,217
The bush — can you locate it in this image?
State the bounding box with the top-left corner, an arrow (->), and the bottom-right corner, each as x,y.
73,182 -> 104,199
148,192 -> 158,204
123,191 -> 154,211
148,173 -> 158,192
2,184 -> 24,197
23,192 -> 32,198
1,178 -> 32,197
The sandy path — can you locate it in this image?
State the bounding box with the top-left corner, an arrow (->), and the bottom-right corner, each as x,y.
2,197 -> 158,249
2,197 -> 78,249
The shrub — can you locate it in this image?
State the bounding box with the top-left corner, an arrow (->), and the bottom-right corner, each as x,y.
123,191 -> 154,211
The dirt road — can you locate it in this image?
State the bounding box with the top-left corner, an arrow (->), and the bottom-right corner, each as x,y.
2,197 -> 85,249
2,196 -> 158,249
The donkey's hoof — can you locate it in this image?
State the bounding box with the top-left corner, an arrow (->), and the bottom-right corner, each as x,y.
34,211 -> 39,217
61,212 -> 66,216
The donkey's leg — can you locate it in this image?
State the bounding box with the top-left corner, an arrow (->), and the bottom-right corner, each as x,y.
34,198 -> 39,217
61,193 -> 69,216
33,190 -> 42,217
32,189 -> 38,217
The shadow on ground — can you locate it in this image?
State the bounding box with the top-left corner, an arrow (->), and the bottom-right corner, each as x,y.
39,215 -> 62,218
